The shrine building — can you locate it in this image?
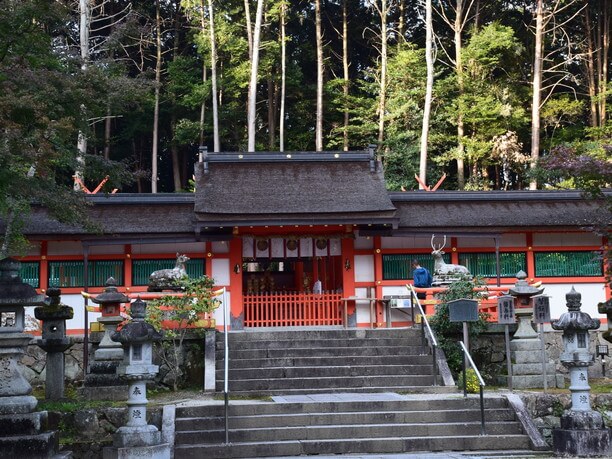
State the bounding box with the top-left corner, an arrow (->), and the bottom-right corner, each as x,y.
10,148 -> 611,333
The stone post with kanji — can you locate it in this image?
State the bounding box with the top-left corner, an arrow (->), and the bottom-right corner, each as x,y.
551,287 -> 611,457
34,287 -> 74,400
103,297 -> 169,459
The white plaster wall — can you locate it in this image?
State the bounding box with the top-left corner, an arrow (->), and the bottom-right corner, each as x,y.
26,242 -> 41,256
354,287 -> 375,324
29,293 -> 102,334
380,236 -> 431,249
533,232 -> 601,247
211,258 -> 230,286
211,241 -> 230,253
131,242 -> 205,255
89,245 -> 125,255
544,283 -> 607,320
211,290 -> 230,327
48,241 -> 82,256
354,237 -> 374,249
354,255 -> 374,282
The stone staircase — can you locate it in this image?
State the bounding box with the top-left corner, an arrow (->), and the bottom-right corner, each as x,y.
173,394 -> 534,458
215,328 -> 449,396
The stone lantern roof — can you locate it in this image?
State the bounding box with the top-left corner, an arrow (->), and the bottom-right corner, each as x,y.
0,258 -> 47,306
111,298 -> 163,345
552,287 -> 600,331
90,277 -> 130,305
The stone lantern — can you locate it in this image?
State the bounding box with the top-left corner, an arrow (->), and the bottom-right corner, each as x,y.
104,297 -> 169,459
551,287 -> 611,457
506,271 -> 557,388
598,298 -> 612,345
34,287 -> 74,400
0,258 -> 64,457
507,270 -> 543,340
80,277 -> 129,400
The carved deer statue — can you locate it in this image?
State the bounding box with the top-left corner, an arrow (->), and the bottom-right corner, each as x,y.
148,253 -> 190,292
431,235 -> 470,276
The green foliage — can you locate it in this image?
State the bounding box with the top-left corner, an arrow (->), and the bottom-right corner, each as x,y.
145,276 -> 220,390
457,368 -> 480,394
429,275 -> 490,376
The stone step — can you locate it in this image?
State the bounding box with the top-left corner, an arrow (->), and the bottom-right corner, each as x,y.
174,434 -> 531,458
218,329 -> 421,342
216,337 -> 425,350
216,354 -> 434,369
176,421 -> 523,444
221,345 -> 423,360
176,407 -> 516,430
220,364 -> 435,379
218,375 -> 438,391
176,397 -> 508,418
220,386 -> 458,397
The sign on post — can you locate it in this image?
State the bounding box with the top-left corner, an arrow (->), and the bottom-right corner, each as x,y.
447,299 -> 479,353
448,299 -> 479,323
533,295 -> 551,324
533,294 -> 551,392
497,296 -> 516,325
497,295 -> 515,391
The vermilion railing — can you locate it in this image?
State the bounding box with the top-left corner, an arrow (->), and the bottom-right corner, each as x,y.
244,292 -> 343,327
414,286 -> 513,322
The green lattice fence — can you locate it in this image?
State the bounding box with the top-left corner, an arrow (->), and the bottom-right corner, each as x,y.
535,251 -> 602,277
382,253 -> 450,280
19,261 -> 40,288
48,260 -> 124,287
459,252 -> 526,278
132,258 -> 205,286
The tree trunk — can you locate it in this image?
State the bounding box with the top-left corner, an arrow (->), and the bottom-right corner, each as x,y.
247,0 -> 264,152
585,2 -> 598,127
151,0 -> 162,193
529,0 -> 544,190
455,0 -> 465,189
419,0 -> 434,188
268,77 -> 276,149
280,0 -> 286,151
171,3 -> 182,192
342,0 -> 349,151
315,0 -> 324,151
103,105 -> 111,160
377,1 -> 388,147
244,0 -> 253,60
199,0 -> 207,145
208,0 -> 220,151
75,0 -> 90,190
398,0 -> 405,43
600,0 -> 609,126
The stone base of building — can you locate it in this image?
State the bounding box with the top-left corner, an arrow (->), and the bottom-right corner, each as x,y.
498,373 -> 564,389
102,443 -> 171,459
553,428 -> 612,457
78,385 -> 129,401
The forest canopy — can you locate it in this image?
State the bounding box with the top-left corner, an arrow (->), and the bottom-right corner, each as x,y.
0,0 -> 610,197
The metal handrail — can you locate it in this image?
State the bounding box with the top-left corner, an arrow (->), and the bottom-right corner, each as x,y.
220,287 -> 229,445
406,284 -> 438,385
458,340 -> 486,435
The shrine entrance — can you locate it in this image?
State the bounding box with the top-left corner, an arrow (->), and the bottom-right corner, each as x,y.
240,236 -> 346,328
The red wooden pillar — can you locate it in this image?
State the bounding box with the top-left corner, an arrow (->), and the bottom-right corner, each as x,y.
229,237 -> 244,329
526,232 -> 536,281
450,237 -> 459,265
39,241 -> 48,292
124,244 -> 133,290
374,237 -> 384,327
341,238 -> 355,321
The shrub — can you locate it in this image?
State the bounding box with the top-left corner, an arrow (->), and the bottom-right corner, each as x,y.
457,368 -> 481,393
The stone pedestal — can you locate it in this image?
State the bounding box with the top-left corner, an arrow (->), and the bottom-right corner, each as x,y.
35,288 -> 74,400
510,309 -> 561,389
103,298 -> 169,459
552,287 -> 611,457
0,258 -> 69,458
79,278 -> 129,401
